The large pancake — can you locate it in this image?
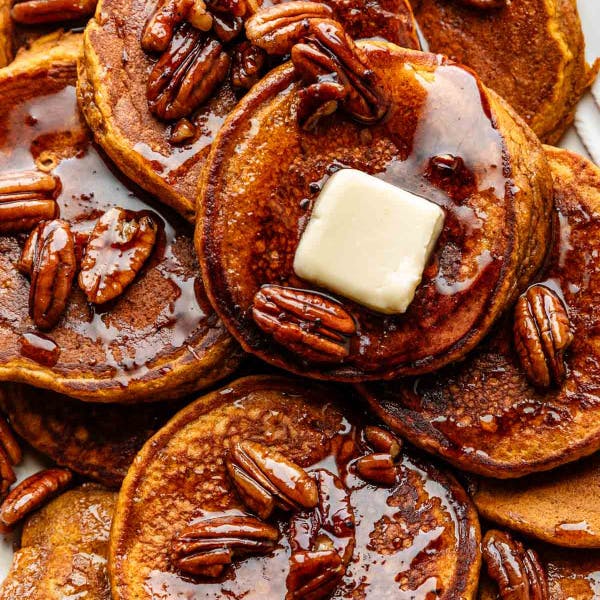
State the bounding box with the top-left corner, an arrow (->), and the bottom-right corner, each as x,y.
79,0 -> 419,221
109,375 -> 481,599
0,484 -> 115,600
0,32 -> 241,403
0,383 -> 181,487
478,540 -> 600,600
359,147 -> 600,477
471,452 -> 600,548
196,43 -> 552,381
412,0 -> 598,144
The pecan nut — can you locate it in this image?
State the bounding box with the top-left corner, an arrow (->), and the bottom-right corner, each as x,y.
26,220 -> 77,330
0,170 -> 59,233
287,469 -> 354,599
142,0 -> 213,53
0,417 -> 20,497
78,207 -> 158,304
212,12 -> 244,42
355,452 -> 397,486
245,2 -> 333,55
11,0 -> 96,24
231,42 -> 266,89
252,285 -> 356,363
146,25 -> 230,120
0,468 -> 72,528
227,440 -> 318,520
514,284 -> 574,388
457,0 -> 505,8
291,19 -> 389,128
482,530 -> 549,600
364,426 -> 402,459
171,513 -> 279,578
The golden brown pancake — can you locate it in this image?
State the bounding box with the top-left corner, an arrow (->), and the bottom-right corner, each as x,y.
412,0 -> 598,144
79,0 -> 419,221
0,32 -> 241,403
109,375 -> 481,599
0,484 -> 115,600
0,384 -> 182,487
359,147 -> 600,477
196,42 -> 552,381
478,541 -> 600,599
472,452 -> 600,548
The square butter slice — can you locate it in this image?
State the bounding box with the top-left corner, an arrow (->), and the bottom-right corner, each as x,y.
293,169 -> 445,314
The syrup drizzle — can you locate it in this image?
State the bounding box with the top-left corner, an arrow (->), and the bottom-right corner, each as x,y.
0,85 -> 208,385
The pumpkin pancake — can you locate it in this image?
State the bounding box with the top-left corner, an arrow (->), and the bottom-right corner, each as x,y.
109,375 -> 481,599
0,32 -> 241,403
359,147 -> 600,478
0,483 -> 115,600
471,452 -> 600,548
0,384 -> 182,487
478,538 -> 600,600
412,0 -> 598,144
196,42 -> 552,381
78,0 -> 419,221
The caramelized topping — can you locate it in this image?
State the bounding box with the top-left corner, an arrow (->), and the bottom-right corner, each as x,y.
11,0 -> 97,24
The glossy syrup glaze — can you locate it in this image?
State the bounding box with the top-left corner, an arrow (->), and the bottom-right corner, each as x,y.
0,84 -> 221,389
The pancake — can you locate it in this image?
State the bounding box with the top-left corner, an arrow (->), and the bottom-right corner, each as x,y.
0,31 -> 241,403
196,42 -> 552,381
359,147 -> 600,477
0,483 -> 115,600
472,452 -> 600,548
109,375 -> 481,599
478,537 -> 600,600
79,0 -> 419,221
412,0 -> 598,144
0,384 -> 182,487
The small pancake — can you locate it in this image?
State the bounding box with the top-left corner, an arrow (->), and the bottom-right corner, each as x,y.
478,541 -> 600,600
79,0 -> 419,221
196,43 -> 552,381
359,147 -> 600,477
412,0 -> 598,143
0,483 -> 116,600
109,375 -> 481,599
0,32 -> 241,403
472,453 -> 600,548
0,384 -> 182,487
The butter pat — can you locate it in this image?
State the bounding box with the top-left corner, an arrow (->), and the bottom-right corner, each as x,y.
293,169 -> 445,314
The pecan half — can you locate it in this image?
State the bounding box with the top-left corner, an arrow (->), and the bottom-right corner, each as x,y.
146,25 -> 230,120
171,514 -> 279,578
482,530 -> 549,600
0,417 -> 20,497
11,0 -> 96,24
514,284 -> 573,388
142,0 -> 213,53
27,220 -> 77,330
0,170 -> 59,233
78,207 -> 158,304
212,12 -> 244,42
291,19 -> 389,128
231,41 -> 266,89
227,440 -> 318,520
457,0 -> 505,8
287,469 -> 354,600
0,468 -> 72,529
364,426 -> 402,459
245,2 -> 333,55
355,452 -> 397,486
252,285 -> 356,363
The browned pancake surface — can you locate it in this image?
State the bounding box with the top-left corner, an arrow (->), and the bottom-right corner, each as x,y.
110,375 -> 481,599
412,0 -> 597,143
79,0 -> 419,220
0,33 -> 241,402
472,453 -> 600,548
197,43 -> 552,381
360,147 -> 600,477
0,484 -> 116,600
0,384 -> 182,486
